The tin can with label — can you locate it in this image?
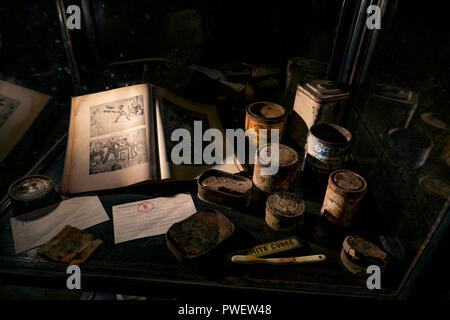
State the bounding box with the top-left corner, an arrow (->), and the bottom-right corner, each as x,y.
265,192 -> 305,232
303,123 -> 352,174
245,101 -> 287,149
253,144 -> 300,193
320,169 -> 367,227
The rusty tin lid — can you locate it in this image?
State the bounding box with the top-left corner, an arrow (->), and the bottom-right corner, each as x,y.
373,84 -> 418,105
257,144 -> 299,168
298,80 -> 350,103
342,236 -> 388,265
247,101 -> 286,123
329,170 -> 367,196
166,209 -> 235,261
418,176 -> 450,199
266,192 -> 305,219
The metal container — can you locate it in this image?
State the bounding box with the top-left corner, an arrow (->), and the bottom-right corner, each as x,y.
414,176 -> 450,227
361,84 -> 418,147
293,79 -> 350,130
253,144 -> 300,193
320,170 -> 367,227
265,192 -> 305,232
303,123 -> 352,174
415,112 -> 450,162
8,175 -> 60,215
387,128 -> 433,170
245,101 -> 287,149
282,57 -> 327,112
197,169 -> 252,209
166,209 -> 235,265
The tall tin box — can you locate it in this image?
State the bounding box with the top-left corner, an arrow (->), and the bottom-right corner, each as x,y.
290,80 -> 350,150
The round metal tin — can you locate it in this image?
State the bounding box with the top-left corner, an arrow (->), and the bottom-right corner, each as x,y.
265,192 -> 305,232
8,175 -> 58,214
245,101 -> 287,148
320,170 -> 367,227
253,144 -> 300,193
304,123 -> 352,174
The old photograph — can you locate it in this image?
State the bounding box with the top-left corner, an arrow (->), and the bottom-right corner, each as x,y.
90,95 -> 145,138
0,94 -> 20,129
160,99 -> 210,163
89,127 -> 149,175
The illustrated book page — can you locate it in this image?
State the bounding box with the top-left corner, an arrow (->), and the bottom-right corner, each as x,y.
61,84 -> 156,194
154,86 -> 243,180
0,80 -> 51,162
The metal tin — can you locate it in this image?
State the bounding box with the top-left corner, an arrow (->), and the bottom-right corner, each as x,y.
245,101 -> 287,149
293,79 -> 350,130
198,169 -> 252,209
283,57 -> 327,112
303,123 -> 352,174
387,128 -> 433,170
166,209 -> 235,265
414,176 -> 450,227
265,192 -> 305,232
415,112 -> 450,162
8,175 -> 60,214
341,236 -> 388,276
253,144 -> 300,193
320,170 -> 367,227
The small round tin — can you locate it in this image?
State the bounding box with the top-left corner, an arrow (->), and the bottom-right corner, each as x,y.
320,170 -> 367,227
303,122 -> 352,174
245,101 -> 287,148
253,144 -> 300,193
8,175 -> 59,214
265,192 -> 305,232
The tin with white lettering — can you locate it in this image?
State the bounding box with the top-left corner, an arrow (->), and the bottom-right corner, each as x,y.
265,192 -> 305,232
253,144 -> 300,193
320,170 -> 367,227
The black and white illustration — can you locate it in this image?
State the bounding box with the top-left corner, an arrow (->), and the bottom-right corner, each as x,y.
89,128 -> 149,175
160,99 -> 210,163
90,95 -> 145,138
0,94 -> 20,129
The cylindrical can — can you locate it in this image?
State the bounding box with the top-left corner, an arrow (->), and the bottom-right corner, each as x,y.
414,112 -> 450,162
387,128 -> 433,170
303,123 -> 352,174
245,101 -> 287,149
414,176 -> 450,227
320,169 -> 367,227
253,144 -> 300,193
265,192 -> 305,232
8,175 -> 60,215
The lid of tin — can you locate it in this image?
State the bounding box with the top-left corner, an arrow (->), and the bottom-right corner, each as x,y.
331,170 -> 367,192
310,123 -> 352,144
299,80 -> 350,103
419,177 -> 450,199
373,84 -> 418,105
247,102 -> 286,121
342,236 -> 388,265
420,112 -> 449,131
8,175 -> 54,202
258,144 -> 299,167
266,192 -> 305,218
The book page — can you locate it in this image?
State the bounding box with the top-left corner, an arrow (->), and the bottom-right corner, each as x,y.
61,84 -> 155,194
154,87 -> 243,180
0,81 -> 50,162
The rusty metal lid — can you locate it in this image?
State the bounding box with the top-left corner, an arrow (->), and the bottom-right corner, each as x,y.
331,170 -> 367,193
342,236 -> 388,265
266,192 -> 305,219
418,176 -> 450,199
298,80 -> 350,103
373,84 -> 418,105
247,101 -> 286,122
258,144 -> 299,168
420,112 -> 449,131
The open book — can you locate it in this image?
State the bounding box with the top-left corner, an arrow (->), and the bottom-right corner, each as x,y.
61,84 -> 243,194
0,81 -> 51,162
